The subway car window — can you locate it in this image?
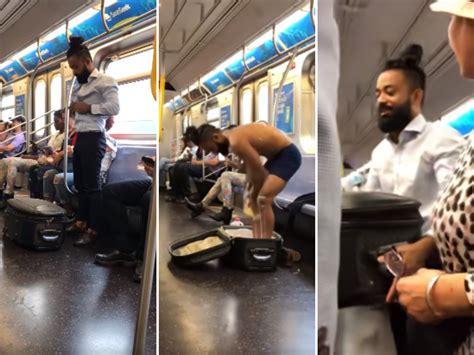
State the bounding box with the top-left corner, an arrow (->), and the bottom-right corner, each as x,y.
0,93 -> 14,120
105,49 -> 156,139
207,106 -> 221,128
50,74 -> 62,133
257,82 -> 269,122
240,88 -> 253,124
34,80 -> 46,137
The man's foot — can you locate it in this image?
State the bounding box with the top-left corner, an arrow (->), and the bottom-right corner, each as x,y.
209,207 -> 233,225
185,197 -> 205,217
73,231 -> 97,247
95,250 -> 137,267
133,261 -> 143,283
0,193 -> 14,209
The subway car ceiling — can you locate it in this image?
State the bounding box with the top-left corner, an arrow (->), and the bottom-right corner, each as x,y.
336,0 -> 474,168
161,0 -> 311,95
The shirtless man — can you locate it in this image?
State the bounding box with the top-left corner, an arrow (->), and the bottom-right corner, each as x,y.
196,123 -> 302,238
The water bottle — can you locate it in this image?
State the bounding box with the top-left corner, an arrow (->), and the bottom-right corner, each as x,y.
230,216 -> 244,227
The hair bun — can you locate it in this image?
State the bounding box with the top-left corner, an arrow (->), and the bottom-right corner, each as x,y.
400,44 -> 423,67
69,36 -> 85,49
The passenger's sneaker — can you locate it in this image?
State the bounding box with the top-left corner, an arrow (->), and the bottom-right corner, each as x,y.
95,250 -> 137,267
185,197 -> 205,217
209,207 -> 233,225
0,193 -> 14,209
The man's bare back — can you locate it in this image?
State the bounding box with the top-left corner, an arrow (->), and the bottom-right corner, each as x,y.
224,123 -> 292,160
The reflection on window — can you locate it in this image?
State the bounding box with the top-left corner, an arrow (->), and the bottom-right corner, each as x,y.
50,74 -> 62,134
107,78 -> 157,136
257,82 -> 269,122
241,89 -> 253,124
106,49 -> 153,80
34,80 -> 47,138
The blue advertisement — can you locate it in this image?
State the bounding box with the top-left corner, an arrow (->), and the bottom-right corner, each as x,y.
105,0 -> 156,30
220,105 -> 231,128
276,12 -> 315,51
0,61 -> 27,82
15,95 -> 26,116
225,59 -> 245,81
202,71 -> 233,94
40,34 -> 69,61
70,11 -> 106,42
447,109 -> 474,136
273,82 -> 294,134
20,50 -> 40,71
174,97 -> 187,109
245,40 -> 277,70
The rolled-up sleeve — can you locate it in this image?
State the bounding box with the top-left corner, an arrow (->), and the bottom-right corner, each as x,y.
90,78 -> 120,116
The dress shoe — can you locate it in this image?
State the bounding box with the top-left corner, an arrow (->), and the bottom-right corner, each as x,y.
73,231 -> 96,247
95,250 -> 136,267
185,197 -> 204,217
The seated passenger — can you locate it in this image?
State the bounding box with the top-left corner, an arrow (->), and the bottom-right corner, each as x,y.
28,113 -> 76,199
0,111 -> 65,206
196,122 -> 302,238
94,156 -> 154,282
159,133 -> 197,188
0,116 -> 26,159
185,156 -> 245,224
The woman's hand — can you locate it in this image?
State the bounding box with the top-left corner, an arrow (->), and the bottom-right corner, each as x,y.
396,268 -> 445,324
379,237 -> 436,301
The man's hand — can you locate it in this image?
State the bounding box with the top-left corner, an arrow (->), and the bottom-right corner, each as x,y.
70,102 -> 91,114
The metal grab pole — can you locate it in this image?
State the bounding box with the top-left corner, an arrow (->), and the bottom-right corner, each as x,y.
133,175 -> 156,355
272,46 -> 298,125
63,77 -> 76,194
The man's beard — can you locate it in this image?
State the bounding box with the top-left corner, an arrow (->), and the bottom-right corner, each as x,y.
377,99 -> 413,133
76,67 -> 91,84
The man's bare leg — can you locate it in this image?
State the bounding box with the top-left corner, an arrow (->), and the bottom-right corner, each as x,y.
256,175 -> 287,238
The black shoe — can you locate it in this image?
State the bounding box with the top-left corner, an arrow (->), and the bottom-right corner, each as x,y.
73,232 -> 97,247
209,207 -> 233,225
185,197 -> 205,217
95,250 -> 136,267
133,261 -> 143,283
0,193 -> 14,209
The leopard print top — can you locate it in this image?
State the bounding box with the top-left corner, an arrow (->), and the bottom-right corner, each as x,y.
432,133 -> 474,354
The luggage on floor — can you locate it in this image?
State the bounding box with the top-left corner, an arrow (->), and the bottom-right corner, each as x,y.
3,198 -> 68,250
168,226 -> 283,271
338,191 -> 423,308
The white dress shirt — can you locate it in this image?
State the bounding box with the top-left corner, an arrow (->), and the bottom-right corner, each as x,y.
364,114 -> 466,235
70,69 -> 120,132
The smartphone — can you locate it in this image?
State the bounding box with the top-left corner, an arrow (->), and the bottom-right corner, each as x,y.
142,156 -> 155,167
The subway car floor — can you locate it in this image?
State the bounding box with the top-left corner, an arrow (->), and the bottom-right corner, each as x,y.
159,194 -> 315,354
0,193 -> 156,355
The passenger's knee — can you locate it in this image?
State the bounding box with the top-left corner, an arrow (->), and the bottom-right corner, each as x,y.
257,195 -> 272,209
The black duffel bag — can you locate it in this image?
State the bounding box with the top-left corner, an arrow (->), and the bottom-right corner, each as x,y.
338,191 -> 424,308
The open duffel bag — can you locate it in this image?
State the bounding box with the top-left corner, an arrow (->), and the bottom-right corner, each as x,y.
3,198 -> 69,251
338,191 -> 424,308
168,226 -> 283,271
